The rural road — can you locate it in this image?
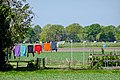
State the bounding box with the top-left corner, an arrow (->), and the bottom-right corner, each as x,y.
57,47 -> 120,52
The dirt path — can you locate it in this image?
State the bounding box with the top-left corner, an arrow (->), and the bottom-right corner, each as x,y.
58,47 -> 120,52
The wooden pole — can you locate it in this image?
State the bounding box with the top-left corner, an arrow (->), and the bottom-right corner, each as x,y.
43,58 -> 45,68
37,58 -> 41,69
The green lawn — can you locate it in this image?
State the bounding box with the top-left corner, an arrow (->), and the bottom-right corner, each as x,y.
8,51 -> 120,68
8,52 -> 95,68
4,51 -> 120,80
0,70 -> 120,80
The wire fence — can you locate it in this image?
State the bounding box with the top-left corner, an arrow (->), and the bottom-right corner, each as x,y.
7,45 -> 120,69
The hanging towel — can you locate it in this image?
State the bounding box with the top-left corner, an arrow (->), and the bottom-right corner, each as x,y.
28,45 -> 34,53
20,45 -> 26,56
14,45 -> 20,57
51,42 -> 57,51
27,45 -> 34,57
44,43 -> 51,51
34,45 -> 42,54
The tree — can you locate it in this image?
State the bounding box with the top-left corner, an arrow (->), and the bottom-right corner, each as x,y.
0,0 -> 33,70
115,25 -> 120,41
50,24 -> 65,41
40,24 -> 65,42
33,25 -> 41,34
65,23 -> 83,42
33,25 -> 41,41
40,24 -> 52,42
97,25 -> 116,42
84,24 -> 101,41
24,27 -> 36,43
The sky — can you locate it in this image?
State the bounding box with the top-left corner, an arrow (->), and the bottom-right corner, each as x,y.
27,0 -> 120,27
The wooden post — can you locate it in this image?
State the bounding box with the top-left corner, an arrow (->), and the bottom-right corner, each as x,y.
17,61 -> 18,68
68,61 -> 71,69
37,58 -> 41,69
42,58 -> 45,68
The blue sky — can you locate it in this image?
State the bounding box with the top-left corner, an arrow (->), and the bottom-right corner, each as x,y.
27,0 -> 120,27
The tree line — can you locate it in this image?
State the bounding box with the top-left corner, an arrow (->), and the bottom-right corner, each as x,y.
24,23 -> 120,43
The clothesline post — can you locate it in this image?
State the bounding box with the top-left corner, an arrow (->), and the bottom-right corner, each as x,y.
83,41 -> 86,65
70,40 -> 73,68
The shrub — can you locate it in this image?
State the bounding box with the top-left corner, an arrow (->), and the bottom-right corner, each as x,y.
2,63 -> 13,71
27,62 -> 37,69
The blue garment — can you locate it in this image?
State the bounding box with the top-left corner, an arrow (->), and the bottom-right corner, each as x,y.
20,45 -> 26,56
51,42 -> 57,52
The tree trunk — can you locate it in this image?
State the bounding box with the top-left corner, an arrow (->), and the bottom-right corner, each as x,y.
0,51 -> 6,70
0,44 -> 6,70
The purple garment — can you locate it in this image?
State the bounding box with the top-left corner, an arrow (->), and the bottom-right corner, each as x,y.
14,45 -> 20,57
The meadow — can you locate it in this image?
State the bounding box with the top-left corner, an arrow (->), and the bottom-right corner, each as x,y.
0,69 -> 120,80
9,52 -> 90,68
1,42 -> 120,80
7,41 -> 120,68
8,50 -> 120,69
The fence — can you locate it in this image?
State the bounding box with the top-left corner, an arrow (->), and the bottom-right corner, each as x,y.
42,47 -> 120,69
7,47 -> 120,69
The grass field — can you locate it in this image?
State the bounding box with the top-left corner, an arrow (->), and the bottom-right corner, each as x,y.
0,69 -> 120,80
9,52 -> 89,68
3,46 -> 120,80
8,50 -> 120,68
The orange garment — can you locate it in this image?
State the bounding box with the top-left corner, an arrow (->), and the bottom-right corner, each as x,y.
44,43 -> 51,51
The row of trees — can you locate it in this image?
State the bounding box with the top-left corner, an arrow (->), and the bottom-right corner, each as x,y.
24,23 -> 120,43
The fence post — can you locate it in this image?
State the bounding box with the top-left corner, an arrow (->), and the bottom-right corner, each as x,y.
43,58 -> 45,69
37,58 -> 41,69
17,61 -> 18,68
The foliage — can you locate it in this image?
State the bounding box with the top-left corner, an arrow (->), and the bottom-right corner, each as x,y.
33,25 -> 42,41
22,25 -> 41,43
97,25 -> 116,42
2,63 -> 13,71
11,22 -> 119,43
38,23 -> 119,42
9,0 -> 33,44
65,23 -> 83,42
0,0 -> 33,48
90,52 -> 120,69
115,25 -> 120,41
40,24 -> 65,42
0,0 -> 33,69
27,62 -> 37,69
84,24 -> 101,41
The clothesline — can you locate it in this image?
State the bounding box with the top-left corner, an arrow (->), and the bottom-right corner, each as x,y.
12,42 -> 57,57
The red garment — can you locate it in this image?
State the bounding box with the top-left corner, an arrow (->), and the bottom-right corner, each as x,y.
34,45 -> 42,54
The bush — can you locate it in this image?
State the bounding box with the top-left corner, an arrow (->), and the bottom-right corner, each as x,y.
2,63 -> 13,71
90,52 -> 120,69
27,62 -> 37,69
92,61 -> 103,69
